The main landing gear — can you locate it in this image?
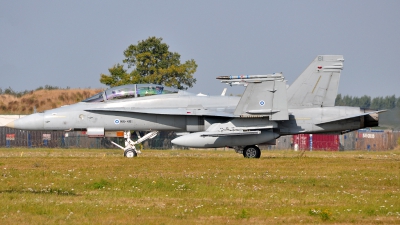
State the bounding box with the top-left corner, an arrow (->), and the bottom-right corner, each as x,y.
110,131 -> 159,158
233,145 -> 261,158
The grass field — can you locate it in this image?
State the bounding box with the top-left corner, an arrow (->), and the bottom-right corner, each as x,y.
0,148 -> 399,224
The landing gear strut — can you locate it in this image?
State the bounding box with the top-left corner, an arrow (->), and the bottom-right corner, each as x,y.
111,131 -> 159,158
233,145 -> 261,158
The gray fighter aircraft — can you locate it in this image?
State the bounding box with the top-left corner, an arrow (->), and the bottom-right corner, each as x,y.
6,55 -> 385,158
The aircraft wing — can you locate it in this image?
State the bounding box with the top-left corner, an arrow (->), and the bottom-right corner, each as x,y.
316,110 -> 386,125
85,107 -> 235,117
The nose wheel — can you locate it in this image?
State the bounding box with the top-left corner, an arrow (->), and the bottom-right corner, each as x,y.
111,131 -> 158,158
124,149 -> 138,158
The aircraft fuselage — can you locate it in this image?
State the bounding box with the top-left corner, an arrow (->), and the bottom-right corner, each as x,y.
11,94 -> 376,136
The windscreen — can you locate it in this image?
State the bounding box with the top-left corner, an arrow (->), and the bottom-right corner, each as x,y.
81,92 -> 104,102
82,84 -> 178,102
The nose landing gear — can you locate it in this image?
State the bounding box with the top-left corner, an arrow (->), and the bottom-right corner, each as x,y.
111,131 -> 159,158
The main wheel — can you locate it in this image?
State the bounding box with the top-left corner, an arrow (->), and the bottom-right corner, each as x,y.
243,145 -> 261,158
124,149 -> 137,158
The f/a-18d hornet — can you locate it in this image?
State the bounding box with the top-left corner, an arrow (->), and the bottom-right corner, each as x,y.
7,55 -> 385,158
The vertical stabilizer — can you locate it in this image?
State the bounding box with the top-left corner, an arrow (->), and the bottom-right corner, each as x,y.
287,55 -> 344,108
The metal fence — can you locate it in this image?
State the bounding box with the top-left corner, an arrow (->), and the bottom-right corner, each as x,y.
0,127 -> 399,151
0,127 -> 178,149
0,127 -> 110,148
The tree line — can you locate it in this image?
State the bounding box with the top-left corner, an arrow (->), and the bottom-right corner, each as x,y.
335,94 -> 400,110
0,85 -> 68,98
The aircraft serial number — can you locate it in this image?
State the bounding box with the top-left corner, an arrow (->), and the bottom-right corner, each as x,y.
119,120 -> 132,123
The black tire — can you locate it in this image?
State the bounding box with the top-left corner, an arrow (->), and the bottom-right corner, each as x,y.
124,149 -> 137,158
243,145 -> 261,158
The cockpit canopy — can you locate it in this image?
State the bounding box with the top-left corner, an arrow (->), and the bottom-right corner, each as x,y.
82,84 -> 179,102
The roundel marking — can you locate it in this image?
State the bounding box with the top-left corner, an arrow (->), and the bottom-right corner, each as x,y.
259,100 -> 265,106
114,119 -> 120,125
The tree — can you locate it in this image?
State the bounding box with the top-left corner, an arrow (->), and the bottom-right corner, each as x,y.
371,97 -> 383,110
335,94 -> 342,106
397,97 -> 400,108
100,64 -> 130,87
383,95 -> 396,109
342,95 -> 353,106
100,37 -> 197,89
359,95 -> 371,109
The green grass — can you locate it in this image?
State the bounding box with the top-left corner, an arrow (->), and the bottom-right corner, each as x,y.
0,148 -> 399,224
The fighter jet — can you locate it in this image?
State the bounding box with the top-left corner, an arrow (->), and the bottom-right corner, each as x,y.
6,55 -> 385,158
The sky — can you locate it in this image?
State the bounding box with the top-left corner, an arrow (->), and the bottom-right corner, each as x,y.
1,0 -> 399,98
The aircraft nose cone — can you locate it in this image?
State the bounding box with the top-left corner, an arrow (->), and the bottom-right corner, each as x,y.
171,136 -> 184,146
8,113 -> 44,130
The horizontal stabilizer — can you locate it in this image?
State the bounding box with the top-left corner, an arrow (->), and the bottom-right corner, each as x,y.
316,110 -> 386,125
